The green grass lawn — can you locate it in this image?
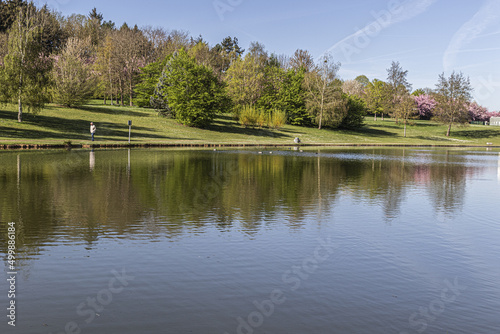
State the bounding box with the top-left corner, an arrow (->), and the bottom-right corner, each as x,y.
1,101 -> 500,147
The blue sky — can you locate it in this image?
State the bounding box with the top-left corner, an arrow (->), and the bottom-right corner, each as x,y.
43,0 -> 500,111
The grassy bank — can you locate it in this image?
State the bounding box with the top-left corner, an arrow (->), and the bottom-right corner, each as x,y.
1,101 -> 500,147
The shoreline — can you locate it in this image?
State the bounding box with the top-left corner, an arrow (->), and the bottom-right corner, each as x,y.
1,142 -> 499,150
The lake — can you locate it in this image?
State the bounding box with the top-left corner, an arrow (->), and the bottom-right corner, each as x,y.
1,147 -> 500,334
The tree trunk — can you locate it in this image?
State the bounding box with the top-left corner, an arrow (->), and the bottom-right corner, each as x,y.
374,113 -> 377,121
18,96 -> 22,123
318,96 -> 324,130
129,80 -> 133,107
403,121 -> 407,137
318,108 -> 322,130
446,123 -> 451,137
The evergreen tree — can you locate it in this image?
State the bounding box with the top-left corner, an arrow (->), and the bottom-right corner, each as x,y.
134,55 -> 170,107
0,0 -> 26,33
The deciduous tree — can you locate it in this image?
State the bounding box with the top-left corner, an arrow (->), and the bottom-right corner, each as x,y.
386,61 -> 411,115
434,71 -> 472,136
152,50 -> 230,127
0,2 -> 51,122
392,93 -> 418,137
304,53 -> 341,129
289,49 -> 314,72
224,53 -> 265,106
365,79 -> 390,120
414,94 -> 436,119
51,37 -> 97,107
342,79 -> 364,97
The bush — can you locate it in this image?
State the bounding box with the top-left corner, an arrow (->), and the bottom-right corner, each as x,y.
238,105 -> 287,129
239,105 -> 260,127
269,109 -> 287,129
339,95 -> 367,129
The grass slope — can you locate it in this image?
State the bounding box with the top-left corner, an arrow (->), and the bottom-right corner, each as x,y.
1,101 -> 500,146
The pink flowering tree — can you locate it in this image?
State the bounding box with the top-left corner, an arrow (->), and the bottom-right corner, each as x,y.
468,102 -> 489,122
413,94 -> 436,119
484,110 -> 500,122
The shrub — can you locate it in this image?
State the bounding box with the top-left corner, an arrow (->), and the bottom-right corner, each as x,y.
269,109 -> 287,129
239,105 -> 260,127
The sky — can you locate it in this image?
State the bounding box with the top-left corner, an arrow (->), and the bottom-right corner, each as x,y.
40,0 -> 500,111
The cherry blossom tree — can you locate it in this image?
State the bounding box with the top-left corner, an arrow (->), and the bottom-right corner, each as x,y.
414,94 -> 436,119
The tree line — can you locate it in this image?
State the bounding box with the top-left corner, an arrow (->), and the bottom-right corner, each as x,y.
1,1 -> 498,135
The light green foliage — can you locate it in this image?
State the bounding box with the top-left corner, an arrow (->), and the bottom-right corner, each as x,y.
411,88 -> 425,96
386,61 -> 411,115
391,93 -> 418,137
188,41 -> 216,69
237,105 -> 286,129
433,71 -> 472,136
365,79 -> 390,120
51,37 -> 97,107
153,50 -> 230,128
0,3 -> 51,122
224,54 -> 265,106
269,109 -> 287,129
238,105 -> 261,127
303,54 -> 342,129
257,65 -> 311,126
355,75 -> 370,87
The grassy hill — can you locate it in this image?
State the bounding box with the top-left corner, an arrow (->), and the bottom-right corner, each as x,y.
1,101 -> 500,147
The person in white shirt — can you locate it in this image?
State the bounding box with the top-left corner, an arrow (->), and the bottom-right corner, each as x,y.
90,122 -> 96,141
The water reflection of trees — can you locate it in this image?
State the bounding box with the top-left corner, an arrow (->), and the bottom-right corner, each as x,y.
0,149 -> 485,256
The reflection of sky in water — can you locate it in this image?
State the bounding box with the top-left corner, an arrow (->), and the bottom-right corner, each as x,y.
1,148 -> 500,334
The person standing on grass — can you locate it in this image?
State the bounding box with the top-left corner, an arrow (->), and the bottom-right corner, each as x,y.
90,122 -> 96,141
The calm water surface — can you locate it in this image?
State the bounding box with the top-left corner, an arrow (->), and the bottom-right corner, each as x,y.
0,148 -> 499,334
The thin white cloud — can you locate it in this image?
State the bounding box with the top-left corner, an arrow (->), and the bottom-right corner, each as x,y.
345,47 -> 425,65
443,0 -> 500,71
321,0 -> 437,62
